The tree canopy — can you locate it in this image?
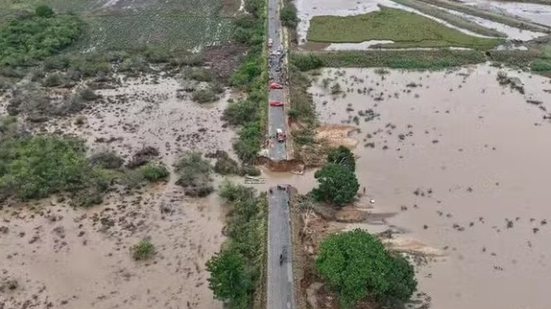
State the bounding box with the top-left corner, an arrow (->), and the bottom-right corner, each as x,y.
316,229 -> 417,307
327,146 -> 355,171
206,249 -> 253,308
313,163 -> 359,206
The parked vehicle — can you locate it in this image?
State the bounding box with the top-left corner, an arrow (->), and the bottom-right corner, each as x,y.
269,82 -> 283,89
276,128 -> 286,142
270,101 -> 284,107
268,38 -> 273,47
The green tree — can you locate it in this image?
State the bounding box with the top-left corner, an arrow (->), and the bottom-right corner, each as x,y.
312,163 -> 359,206
280,3 -> 299,28
206,249 -> 253,308
327,146 -> 355,171
316,229 -> 417,307
35,5 -> 55,18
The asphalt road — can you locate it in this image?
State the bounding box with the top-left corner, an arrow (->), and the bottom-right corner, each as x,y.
267,186 -> 295,309
267,0 -> 288,161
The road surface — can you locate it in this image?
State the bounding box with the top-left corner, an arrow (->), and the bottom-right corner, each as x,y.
267,186 -> 295,309
267,0 -> 288,161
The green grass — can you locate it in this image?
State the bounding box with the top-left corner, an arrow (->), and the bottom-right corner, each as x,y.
308,7 -> 503,50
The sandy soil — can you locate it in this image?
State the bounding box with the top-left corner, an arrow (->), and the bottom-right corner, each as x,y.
309,64 -> 551,309
0,75 -> 238,308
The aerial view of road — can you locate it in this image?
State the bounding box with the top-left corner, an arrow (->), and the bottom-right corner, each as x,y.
267,186 -> 295,309
267,0 -> 288,161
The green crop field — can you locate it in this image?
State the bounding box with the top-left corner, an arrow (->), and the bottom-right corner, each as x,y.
308,7 -> 503,50
0,0 -> 236,52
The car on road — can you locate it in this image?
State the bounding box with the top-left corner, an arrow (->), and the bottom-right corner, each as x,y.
270,101 -> 284,107
268,38 -> 273,47
270,82 -> 283,89
276,128 -> 286,142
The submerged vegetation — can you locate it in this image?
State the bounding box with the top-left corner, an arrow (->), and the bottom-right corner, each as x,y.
207,181 -> 267,308
308,7 -> 502,49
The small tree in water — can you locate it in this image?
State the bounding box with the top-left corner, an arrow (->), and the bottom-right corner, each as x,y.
312,163 -> 359,206
317,229 -> 417,307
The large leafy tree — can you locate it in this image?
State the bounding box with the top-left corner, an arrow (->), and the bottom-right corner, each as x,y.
327,146 -> 355,171
206,249 -> 253,308
316,229 -> 417,307
313,163 -> 359,206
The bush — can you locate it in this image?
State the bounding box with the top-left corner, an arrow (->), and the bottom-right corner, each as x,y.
89,151 -> 124,169
35,5 -> 54,18
291,54 -> 324,71
206,248 -> 253,307
223,99 -> 260,126
78,88 -> 99,101
234,123 -> 262,163
42,73 -> 64,87
281,3 -> 299,28
140,163 -> 169,182
327,146 -> 355,171
189,68 -> 212,82
214,154 -> 240,175
175,152 -> 213,197
0,136 -> 104,200
132,239 -> 156,261
312,163 -> 359,206
0,12 -> 83,66
531,59 -> 551,72
192,88 -> 219,103
317,229 -> 417,307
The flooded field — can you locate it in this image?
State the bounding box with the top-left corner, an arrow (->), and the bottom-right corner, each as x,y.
309,65 -> 551,308
463,0 -> 551,27
0,76 -> 236,308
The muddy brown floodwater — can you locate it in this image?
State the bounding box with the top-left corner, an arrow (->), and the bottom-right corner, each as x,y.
0,75 -> 239,308
309,64 -> 551,309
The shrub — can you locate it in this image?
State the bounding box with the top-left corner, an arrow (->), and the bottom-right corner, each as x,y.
0,12 -> 83,66
78,88 -> 99,101
312,163 -> 359,206
317,229 -> 417,307
42,73 -> 64,87
327,146 -> 355,171
189,68 -> 212,82
35,5 -> 54,18
0,136 -> 103,200
281,3 -> 299,28
89,151 -> 124,169
206,248 -> 253,307
132,239 -> 156,261
192,88 -> 218,103
140,163 -> 169,182
214,155 -> 240,175
291,54 -> 324,71
175,152 -> 213,197
531,59 -> 551,72
223,99 -> 260,125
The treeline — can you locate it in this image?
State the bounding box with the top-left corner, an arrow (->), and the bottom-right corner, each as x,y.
206,182 -> 267,308
224,0 -> 267,163
0,5 -> 83,67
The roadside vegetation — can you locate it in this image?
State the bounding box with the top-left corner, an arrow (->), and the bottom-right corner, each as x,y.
225,0 -> 268,163
206,181 -> 268,308
317,229 -> 417,307
0,6 -> 83,66
308,7 -> 503,49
